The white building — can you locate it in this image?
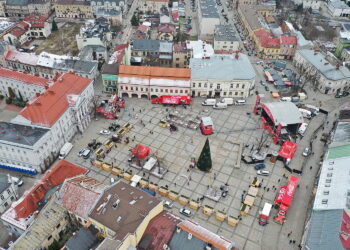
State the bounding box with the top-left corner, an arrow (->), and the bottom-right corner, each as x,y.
186,40 -> 214,59
328,1 -> 350,17
90,0 -> 125,23
189,54 -> 256,98
0,174 -> 18,214
139,0 -> 168,13
292,0 -> 321,10
214,25 -> 240,52
0,68 -> 49,101
6,73 -> 94,173
294,49 -> 350,94
197,0 -> 220,39
118,65 -> 191,98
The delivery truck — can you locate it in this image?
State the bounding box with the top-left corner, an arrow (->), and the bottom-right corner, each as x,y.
151,95 -> 192,105
59,142 -> 73,159
202,99 -> 216,106
200,117 -> 214,135
259,202 -> 272,225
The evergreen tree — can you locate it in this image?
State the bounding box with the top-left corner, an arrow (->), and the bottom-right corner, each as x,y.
52,19 -> 58,31
131,14 -> 139,27
197,138 -> 212,172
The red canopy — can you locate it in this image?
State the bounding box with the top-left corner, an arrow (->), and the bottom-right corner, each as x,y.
278,141 -> 297,160
132,144 -> 150,159
281,176 -> 298,207
275,186 -> 287,204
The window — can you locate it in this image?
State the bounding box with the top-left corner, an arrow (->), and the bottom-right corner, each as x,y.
235,92 -> 238,96
175,90 -> 178,93
210,83 -> 213,88
230,84 -> 233,88
326,179 -> 331,183
321,199 -> 328,204
242,84 -> 245,89
193,83 -> 195,87
0,195 -> 3,200
204,83 -> 207,88
323,191 -> 329,195
7,190 -> 10,195
236,84 -> 239,88
327,173 -> 332,177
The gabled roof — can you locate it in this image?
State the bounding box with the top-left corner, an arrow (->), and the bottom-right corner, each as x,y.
5,50 -> 39,66
0,68 -> 48,88
119,65 -> 190,79
280,35 -> 297,45
65,227 -> 99,250
132,39 -> 160,51
254,29 -> 280,49
23,16 -> 47,28
8,21 -> 30,38
19,73 -> 92,127
59,175 -> 106,220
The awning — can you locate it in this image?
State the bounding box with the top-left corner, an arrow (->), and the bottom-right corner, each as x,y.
278,141 -> 297,160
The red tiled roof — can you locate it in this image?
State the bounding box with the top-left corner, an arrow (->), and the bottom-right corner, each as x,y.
14,160 -> 88,219
5,50 -> 39,66
0,68 -> 48,87
60,175 -> 105,220
137,25 -> 148,33
158,24 -> 175,33
280,35 -> 297,45
19,73 -> 92,126
24,16 -> 47,28
254,29 -> 280,49
9,21 -> 29,37
119,65 -> 191,80
141,211 -> 181,250
179,220 -> 233,250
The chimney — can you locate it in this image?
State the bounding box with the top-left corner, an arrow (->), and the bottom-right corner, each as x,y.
72,232 -> 77,238
35,93 -> 40,97
336,64 -> 340,70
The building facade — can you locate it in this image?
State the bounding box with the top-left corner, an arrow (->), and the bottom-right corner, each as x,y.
118,65 -> 191,98
28,0 -> 52,17
327,1 -> 350,17
197,0 -> 220,39
293,49 -> 350,94
190,54 -> 256,98
172,42 -> 192,68
55,0 -> 93,19
139,0 -> 169,13
214,25 -> 240,52
4,0 -> 29,17
0,174 -> 18,214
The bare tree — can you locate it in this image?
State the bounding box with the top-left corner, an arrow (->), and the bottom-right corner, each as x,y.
91,95 -> 101,119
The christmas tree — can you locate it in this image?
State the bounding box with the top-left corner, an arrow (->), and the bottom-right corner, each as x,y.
197,138 -> 212,172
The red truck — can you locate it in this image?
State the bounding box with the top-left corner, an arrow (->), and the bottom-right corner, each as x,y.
200,117 -> 213,135
259,202 -> 272,226
151,95 -> 192,105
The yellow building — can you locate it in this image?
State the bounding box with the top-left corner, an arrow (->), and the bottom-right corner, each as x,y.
55,0 -> 93,19
88,181 -> 163,250
253,29 -> 281,59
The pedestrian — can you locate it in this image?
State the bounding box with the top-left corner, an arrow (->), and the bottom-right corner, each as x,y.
263,186 -> 266,190
175,182 -> 177,187
287,233 -> 291,237
310,166 -> 313,170
289,240 -> 292,244
278,179 -> 280,182
293,240 -> 296,244
297,184 -> 300,188
272,185 -> 275,189
274,187 -> 277,191
187,181 -> 190,186
189,176 -> 192,181
133,107 -> 135,112
306,185 -> 308,189
261,179 -> 264,183
139,109 -> 141,113
261,195 -> 264,199
289,231 -> 292,235
267,188 -> 270,192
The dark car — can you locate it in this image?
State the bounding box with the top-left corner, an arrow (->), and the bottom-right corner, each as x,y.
335,91 -> 350,98
255,163 -> 266,170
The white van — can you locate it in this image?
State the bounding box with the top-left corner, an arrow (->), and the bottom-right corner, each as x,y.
298,122 -> 308,135
280,97 -> 292,102
299,108 -> 312,119
305,104 -> 319,115
213,102 -> 228,109
82,149 -> 91,159
257,170 -> 269,176
202,99 -> 216,106
220,98 -> 234,105
59,142 -> 73,159
234,99 -> 246,105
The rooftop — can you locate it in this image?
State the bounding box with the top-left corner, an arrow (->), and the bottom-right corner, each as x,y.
37,51 -> 74,69
189,54 -> 256,80
132,39 -> 160,51
6,0 -> 28,6
139,211 -> 181,250
56,0 -> 91,5
0,68 -> 48,88
11,200 -> 67,250
280,35 -> 297,45
18,73 -> 92,127
173,42 -> 189,52
199,0 -> 220,18
1,160 -> 88,230
23,16 -> 47,28
313,149 -> 350,210
65,227 -> 100,250
0,122 -> 49,147
5,50 -> 39,66
102,63 -> 118,75
298,49 -> 350,81
332,121 -> 350,144
169,220 -> 234,250
8,21 -> 29,37
59,175 -> 106,220
254,29 -> 280,49
186,40 -> 214,59
0,174 -> 11,195
119,65 -> 191,79
88,181 -> 162,241
238,5 -> 267,31
262,102 -> 303,125
54,59 -> 97,75
214,25 -> 239,42
329,1 -> 350,9
159,41 -> 173,53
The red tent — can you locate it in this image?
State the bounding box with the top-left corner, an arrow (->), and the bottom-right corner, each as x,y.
278,141 -> 297,160
132,144 -> 150,159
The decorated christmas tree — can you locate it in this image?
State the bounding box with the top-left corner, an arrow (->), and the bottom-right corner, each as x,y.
197,138 -> 212,172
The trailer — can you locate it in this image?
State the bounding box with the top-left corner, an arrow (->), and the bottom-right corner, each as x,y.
151,95 -> 192,105
274,176 -> 299,224
259,202 -> 272,225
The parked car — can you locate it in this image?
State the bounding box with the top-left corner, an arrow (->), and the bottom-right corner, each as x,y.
164,200 -> 173,208
335,91 -> 350,98
179,208 -> 192,217
77,148 -> 86,157
82,149 -> 91,159
302,147 -> 311,157
257,170 -> 269,176
255,163 -> 266,170
9,176 -> 23,186
265,86 -> 270,91
100,130 -> 111,135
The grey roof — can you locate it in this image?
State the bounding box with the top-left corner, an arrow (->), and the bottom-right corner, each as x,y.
65,227 -> 99,250
305,210 -> 344,250
333,122 -> 350,143
0,42 -> 7,56
0,175 -> 10,194
298,49 -> 350,81
329,1 -> 350,9
342,23 -> 350,32
54,59 -> 97,74
263,102 -> 303,125
190,54 -> 256,80
159,42 -> 173,53
0,122 -> 49,147
214,25 -> 238,42
132,40 -> 160,51
199,0 -> 220,18
102,63 -> 118,75
6,0 -> 28,5
168,228 -> 219,250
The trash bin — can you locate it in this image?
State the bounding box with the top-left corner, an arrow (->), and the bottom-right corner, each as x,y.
270,151 -> 278,163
